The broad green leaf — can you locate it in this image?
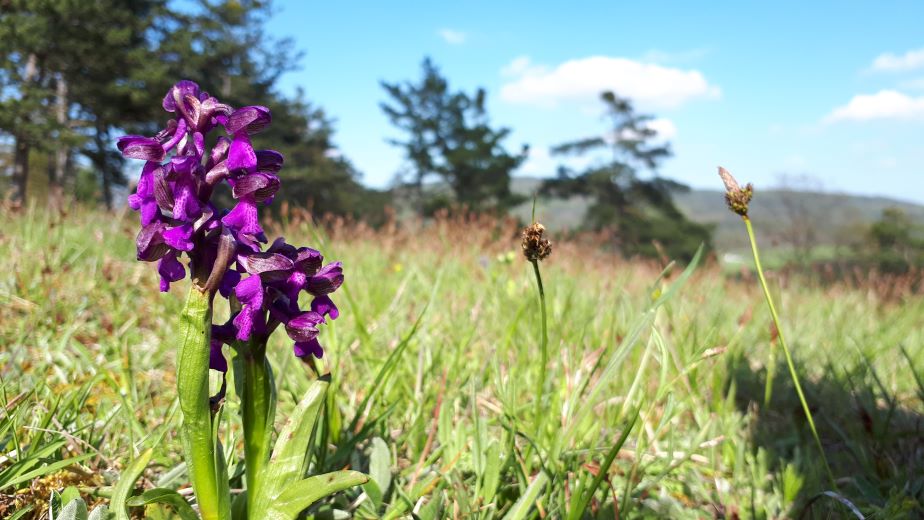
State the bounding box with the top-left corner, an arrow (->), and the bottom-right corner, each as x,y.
266,471 -> 369,519
111,448 -> 154,520
87,505 -> 109,520
60,487 -> 83,507
368,437 -> 391,496
56,498 -> 88,520
125,488 -> 198,519
252,379 -> 329,511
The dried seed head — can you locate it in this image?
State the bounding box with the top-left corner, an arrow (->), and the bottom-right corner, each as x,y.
718,166 -> 753,217
521,222 -> 552,262
718,167 -> 739,192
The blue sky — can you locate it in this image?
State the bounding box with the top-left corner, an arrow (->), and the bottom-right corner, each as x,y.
266,1 -> 924,203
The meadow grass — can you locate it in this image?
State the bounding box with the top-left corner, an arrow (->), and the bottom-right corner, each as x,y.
1,204 -> 923,519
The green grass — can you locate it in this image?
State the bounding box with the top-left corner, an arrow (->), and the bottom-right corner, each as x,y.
1,205 -> 923,518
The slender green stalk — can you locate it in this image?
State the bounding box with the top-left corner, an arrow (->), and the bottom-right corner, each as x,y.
764,339 -> 777,407
240,341 -> 274,518
531,259 -> 549,430
743,217 -> 836,487
176,288 -> 229,520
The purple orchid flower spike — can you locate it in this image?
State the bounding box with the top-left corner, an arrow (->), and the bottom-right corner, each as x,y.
119,80 -> 348,520
119,79 -> 343,361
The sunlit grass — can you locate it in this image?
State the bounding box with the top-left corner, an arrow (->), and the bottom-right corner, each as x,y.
1,204 -> 923,518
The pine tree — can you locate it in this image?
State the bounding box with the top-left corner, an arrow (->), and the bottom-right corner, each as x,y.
381,57 -> 526,214
542,91 -> 712,261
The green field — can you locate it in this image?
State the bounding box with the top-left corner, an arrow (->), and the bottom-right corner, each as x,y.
1,205 -> 923,519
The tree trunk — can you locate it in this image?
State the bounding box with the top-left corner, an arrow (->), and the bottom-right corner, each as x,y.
95,123 -> 113,209
10,54 -> 38,205
11,139 -> 30,205
49,75 -> 70,208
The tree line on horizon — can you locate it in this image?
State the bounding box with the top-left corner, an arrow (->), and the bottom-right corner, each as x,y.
4,0 -> 922,267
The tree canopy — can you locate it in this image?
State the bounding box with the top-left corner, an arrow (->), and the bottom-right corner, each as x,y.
381,57 -> 526,214
542,91 -> 712,261
0,0 -> 380,219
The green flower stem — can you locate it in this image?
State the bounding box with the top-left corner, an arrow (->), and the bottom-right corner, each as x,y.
177,288 -> 230,520
240,340 -> 274,518
743,216 -> 836,487
764,339 -> 778,407
531,259 -> 549,432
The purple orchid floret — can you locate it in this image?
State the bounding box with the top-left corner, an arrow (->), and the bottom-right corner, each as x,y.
229,237 -> 341,359
119,80 -> 343,361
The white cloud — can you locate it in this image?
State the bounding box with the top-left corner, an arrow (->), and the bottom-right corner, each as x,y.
501,55 -> 539,77
438,28 -> 466,45
499,55 -> 720,109
606,118 -> 677,143
645,118 -> 677,140
520,146 -> 555,175
639,48 -> 710,65
826,90 -> 924,122
870,48 -> 924,72
520,145 -> 603,176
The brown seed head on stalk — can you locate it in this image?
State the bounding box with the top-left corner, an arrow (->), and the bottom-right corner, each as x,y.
718,166 -> 753,217
521,222 -> 552,262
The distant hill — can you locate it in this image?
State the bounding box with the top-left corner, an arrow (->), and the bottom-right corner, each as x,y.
508,177 -> 924,252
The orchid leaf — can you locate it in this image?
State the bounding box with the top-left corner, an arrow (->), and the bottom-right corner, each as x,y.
251,378 -> 329,511
266,471 -> 369,519
125,488 -> 198,520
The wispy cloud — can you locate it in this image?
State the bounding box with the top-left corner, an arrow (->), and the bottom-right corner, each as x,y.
645,118 -> 677,140
438,28 -> 466,45
899,77 -> 924,90
826,90 -> 924,122
869,48 -> 924,72
607,118 -> 677,142
501,55 -> 540,77
520,145 -> 597,175
499,56 -> 720,110
639,47 -> 711,65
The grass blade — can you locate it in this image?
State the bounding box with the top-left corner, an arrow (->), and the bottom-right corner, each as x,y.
110,448 -> 154,520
